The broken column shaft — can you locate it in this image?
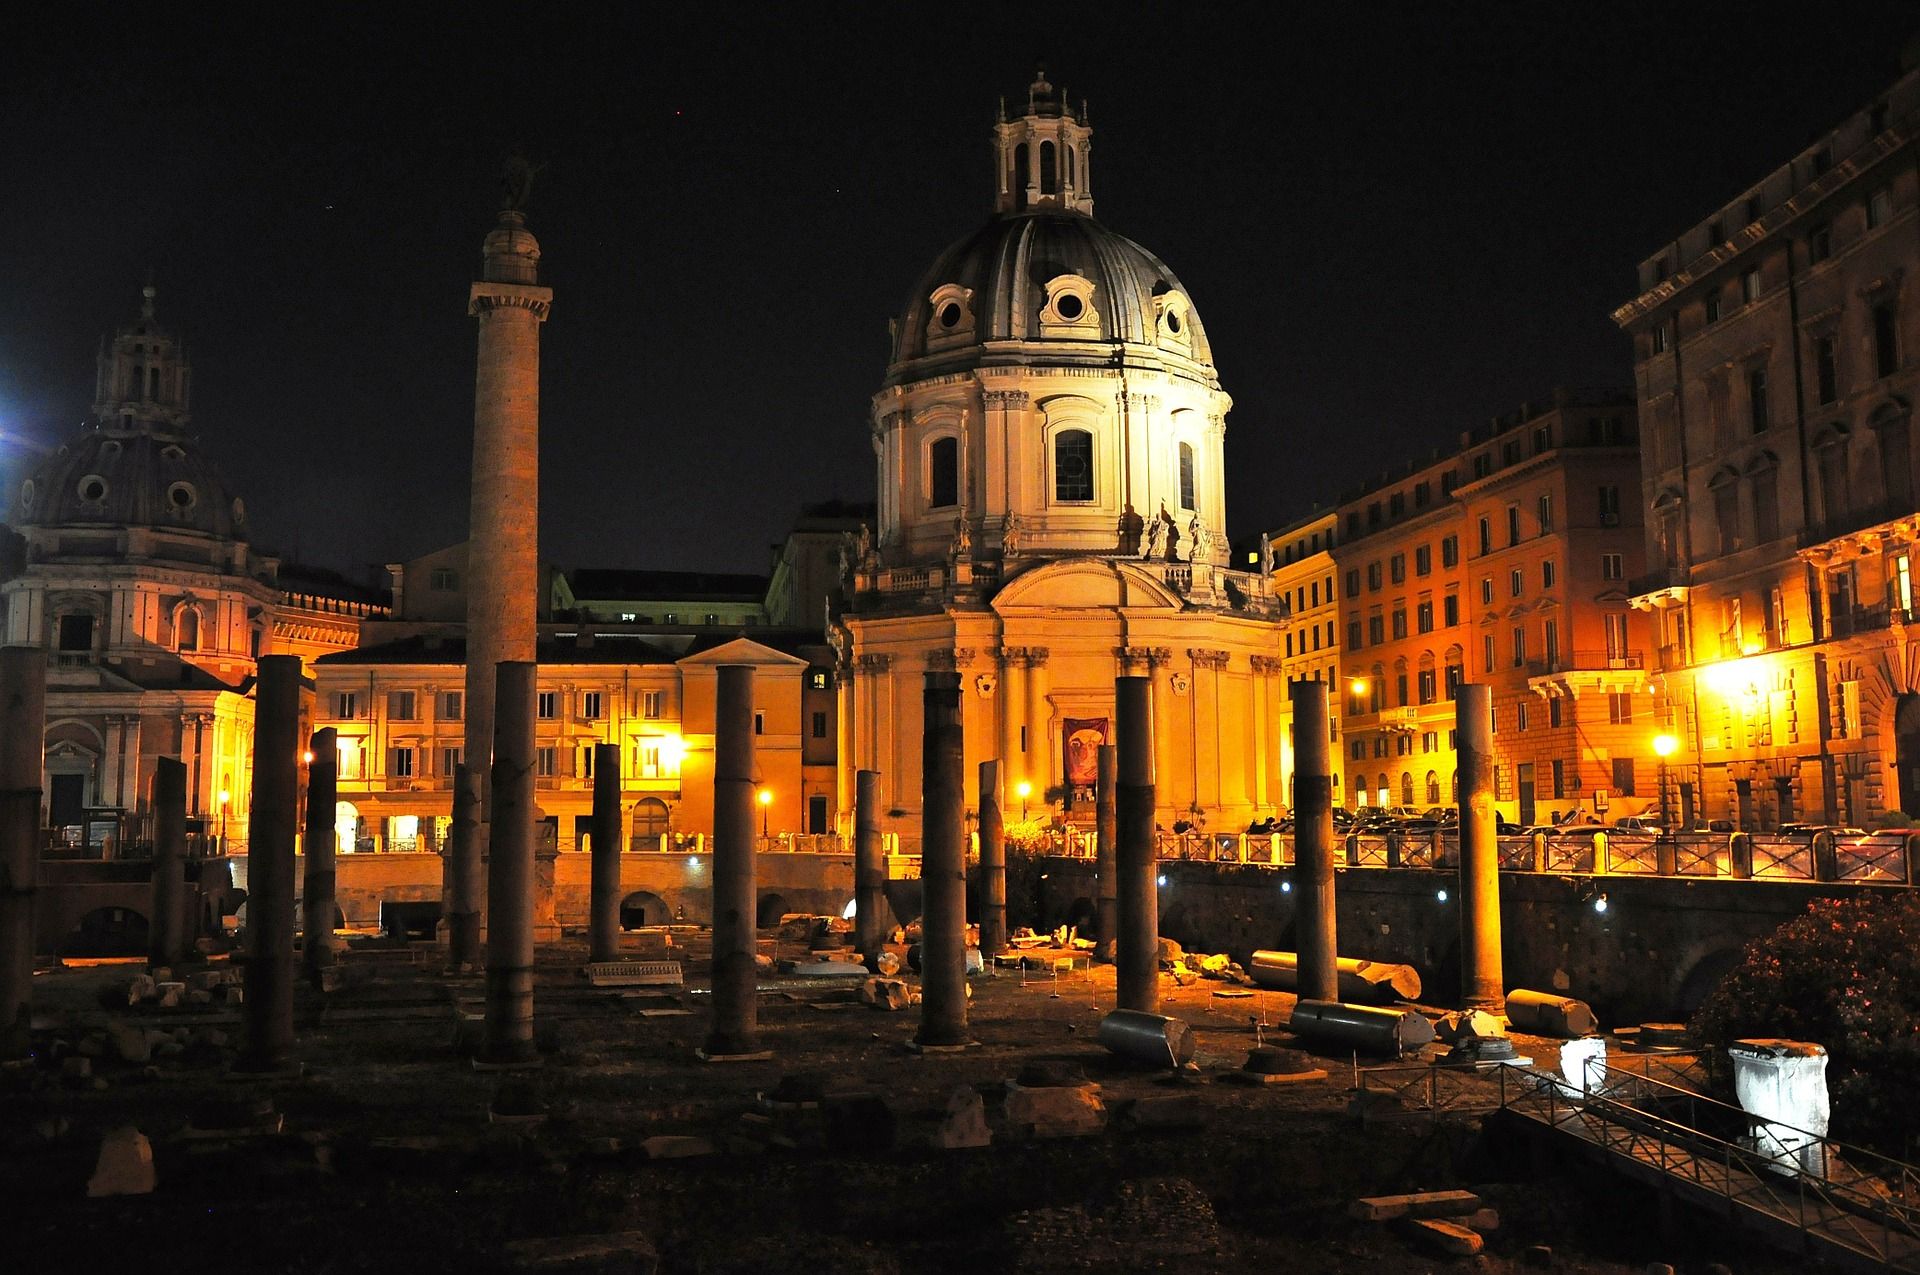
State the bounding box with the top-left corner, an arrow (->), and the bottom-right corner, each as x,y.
1115,675 -> 1159,1013
238,654 -> 301,1074
149,757 -> 189,970
1095,743 -> 1117,952
588,742 -> 622,963
705,664 -> 761,1058
301,728 -> 337,975
978,759 -> 1006,957
1290,679 -> 1338,1004
915,672 -> 969,1048
853,768 -> 884,957
484,660 -> 538,1066
1456,683 -> 1504,1010
0,646 -> 46,1060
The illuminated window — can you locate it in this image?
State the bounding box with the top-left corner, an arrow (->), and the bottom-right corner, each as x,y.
642,690 -> 665,719
387,690 -> 416,721
1178,442 -> 1196,511
440,691 -> 462,720
390,747 -> 414,778
582,691 -> 603,720
537,692 -> 558,720
536,747 -> 557,778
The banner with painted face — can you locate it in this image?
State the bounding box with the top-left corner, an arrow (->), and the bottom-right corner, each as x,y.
1063,718 -> 1110,789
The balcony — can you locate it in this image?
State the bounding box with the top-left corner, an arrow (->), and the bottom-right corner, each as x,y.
1527,650 -> 1648,698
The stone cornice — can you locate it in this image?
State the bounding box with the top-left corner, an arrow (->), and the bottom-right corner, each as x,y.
469,281 -> 553,322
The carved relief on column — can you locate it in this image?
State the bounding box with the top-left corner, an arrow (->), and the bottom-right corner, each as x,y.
1187,648 -> 1231,671
1249,655 -> 1284,676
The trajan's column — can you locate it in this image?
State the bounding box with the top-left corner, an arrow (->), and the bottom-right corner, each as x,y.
448,167 -> 551,966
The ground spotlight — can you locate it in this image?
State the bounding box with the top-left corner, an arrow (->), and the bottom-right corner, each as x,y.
1156,874 -> 1168,887
1593,893 -> 1609,914
1436,888 -> 1449,902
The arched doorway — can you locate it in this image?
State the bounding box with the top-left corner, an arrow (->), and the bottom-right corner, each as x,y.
336,801 -> 360,854
631,798 -> 669,847
619,891 -> 669,930
757,893 -> 789,928
1896,692 -> 1920,816
61,906 -> 148,957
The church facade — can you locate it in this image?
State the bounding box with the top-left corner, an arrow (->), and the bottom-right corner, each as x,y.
1,288 -> 383,850
833,77 -> 1287,842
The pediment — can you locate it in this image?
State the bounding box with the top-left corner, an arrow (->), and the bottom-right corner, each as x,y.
992,558 -> 1184,611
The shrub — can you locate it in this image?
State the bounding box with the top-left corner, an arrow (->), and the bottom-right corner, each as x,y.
1690,893 -> 1920,1153
1869,810 -> 1913,830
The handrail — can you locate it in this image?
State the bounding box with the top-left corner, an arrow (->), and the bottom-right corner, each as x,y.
1499,1062 -> 1920,1268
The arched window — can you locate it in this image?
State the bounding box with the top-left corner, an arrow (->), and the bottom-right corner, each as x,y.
1039,140 -> 1057,194
1425,771 -> 1440,804
632,797 -> 670,840
1652,491 -> 1684,569
1401,772 -> 1415,806
1065,144 -> 1076,188
1014,143 -> 1030,209
1376,773 -> 1390,804
177,607 -> 199,652
1872,403 -> 1913,509
1178,442 -> 1197,512
1054,429 -> 1093,502
928,436 -> 958,509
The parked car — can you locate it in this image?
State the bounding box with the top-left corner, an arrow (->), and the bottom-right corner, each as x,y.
1611,816 -> 1665,836
1777,823 -> 1869,838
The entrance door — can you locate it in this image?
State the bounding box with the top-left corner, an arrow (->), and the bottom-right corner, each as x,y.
1896,693 -> 1920,817
807,795 -> 829,835
1516,763 -> 1536,827
49,773 -> 85,830
1735,778 -> 1755,831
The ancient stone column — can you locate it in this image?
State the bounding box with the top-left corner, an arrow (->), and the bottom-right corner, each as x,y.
978,759 -> 1006,956
853,769 -> 884,957
916,672 -> 970,1048
484,660 -> 538,1066
301,728 -> 338,976
1115,675 -> 1159,1013
704,665 -> 762,1058
0,647 -> 46,1060
1455,684 -> 1503,1010
451,204 -> 551,969
238,655 -> 301,1074
588,742 -> 622,963
149,757 -> 189,970
1095,743 -> 1117,953
1290,679 -> 1338,1005
1025,649 -> 1052,807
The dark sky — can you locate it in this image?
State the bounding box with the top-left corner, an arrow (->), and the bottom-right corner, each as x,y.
3,6 -> 1913,582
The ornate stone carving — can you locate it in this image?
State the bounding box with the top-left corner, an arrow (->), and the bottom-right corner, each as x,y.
856,653 -> 891,673
1249,655 -> 1283,675
983,389 -> 1030,409
952,647 -> 977,668
1188,648 -> 1230,670
1025,647 -> 1051,668
974,673 -> 998,698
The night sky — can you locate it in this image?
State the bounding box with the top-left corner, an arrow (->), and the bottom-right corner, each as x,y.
3,6 -> 1914,583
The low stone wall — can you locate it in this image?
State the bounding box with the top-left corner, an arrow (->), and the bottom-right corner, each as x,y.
1033,858 -> 1886,1023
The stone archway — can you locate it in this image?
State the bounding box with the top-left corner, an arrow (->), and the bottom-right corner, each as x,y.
1895,692 -> 1920,817
619,891 -> 670,930
61,905 -> 148,957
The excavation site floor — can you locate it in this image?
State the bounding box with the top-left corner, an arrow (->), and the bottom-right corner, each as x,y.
3,936 -> 1800,1275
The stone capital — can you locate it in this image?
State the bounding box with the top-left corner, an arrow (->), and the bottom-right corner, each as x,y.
469,281 -> 553,322
1188,647 -> 1230,670
856,653 -> 891,673
1249,655 -> 1283,675
982,389 -> 1030,410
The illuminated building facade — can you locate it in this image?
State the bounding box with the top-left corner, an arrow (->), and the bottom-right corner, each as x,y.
1309,391 -> 1649,821
1267,512 -> 1343,808
834,75 -> 1287,842
0,287 -> 383,848
1615,66 -> 1920,828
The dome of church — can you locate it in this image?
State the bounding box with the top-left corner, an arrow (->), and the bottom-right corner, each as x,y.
889,210 -> 1216,376
16,422 -> 247,540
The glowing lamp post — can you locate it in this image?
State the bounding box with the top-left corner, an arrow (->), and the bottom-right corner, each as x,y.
1015,779 -> 1032,822
218,787 -> 231,848
757,786 -> 772,838
1652,733 -> 1678,831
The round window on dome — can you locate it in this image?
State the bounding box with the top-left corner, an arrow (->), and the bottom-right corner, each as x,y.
160,444 -> 186,461
19,480 -> 34,513
1055,294 -> 1085,321
167,482 -> 197,511
232,498 -> 246,525
938,302 -> 962,330
1166,311 -> 1183,334
100,440 -> 122,458
78,475 -> 108,503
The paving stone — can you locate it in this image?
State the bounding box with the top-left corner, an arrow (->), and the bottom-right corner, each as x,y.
503,1231 -> 657,1274
1004,1082 -> 1105,1139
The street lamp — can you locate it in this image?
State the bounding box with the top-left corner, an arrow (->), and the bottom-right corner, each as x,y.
1015,779 -> 1032,821
1652,733 -> 1678,830
218,787 -> 231,848
757,786 -> 772,838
